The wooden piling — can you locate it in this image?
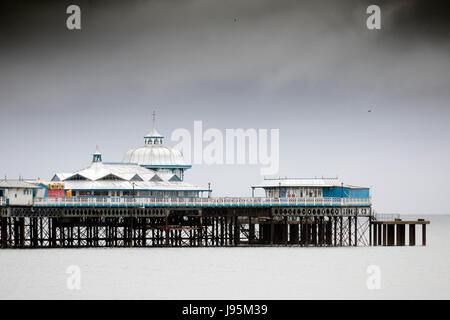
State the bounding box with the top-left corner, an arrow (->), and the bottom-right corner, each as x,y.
409,224 -> 415,246
348,216 -> 352,247
422,223 -> 426,246
387,224 -> 395,246
373,222 -> 377,246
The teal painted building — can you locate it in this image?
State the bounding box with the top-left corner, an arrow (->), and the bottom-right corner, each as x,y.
251,178 -> 370,199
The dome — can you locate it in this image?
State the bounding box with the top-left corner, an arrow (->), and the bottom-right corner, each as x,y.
124,112 -> 190,168
123,145 -> 189,167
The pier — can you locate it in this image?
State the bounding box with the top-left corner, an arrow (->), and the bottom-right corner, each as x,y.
3,121 -> 424,249
0,197 -> 429,248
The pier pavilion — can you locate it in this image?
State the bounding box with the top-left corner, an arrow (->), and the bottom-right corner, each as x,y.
49,119 -> 210,198
251,177 -> 370,199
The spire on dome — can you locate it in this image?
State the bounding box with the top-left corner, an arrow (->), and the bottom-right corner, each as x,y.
144,110 -> 164,145
152,110 -> 156,130
93,145 -> 102,163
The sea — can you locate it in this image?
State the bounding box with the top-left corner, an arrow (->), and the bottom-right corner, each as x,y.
0,215 -> 449,300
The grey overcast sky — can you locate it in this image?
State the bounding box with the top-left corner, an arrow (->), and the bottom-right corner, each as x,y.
1,0 -> 449,214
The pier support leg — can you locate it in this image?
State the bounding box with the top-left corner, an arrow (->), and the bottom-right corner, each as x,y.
211,217 -> 215,246
409,224 -> 416,246
1,217 -> 7,248
422,224 -> 426,246
388,225 -> 395,246
378,224 -> 382,246
290,223 -> 299,245
12,218 -> 18,248
306,217 -> 310,246
249,217 -> 255,245
51,218 -> 57,247
318,217 -> 323,246
199,213 -> 203,247
165,215 -> 169,247
348,216 -> 352,247
234,215 -> 240,246
270,215 -> 274,245
325,217 -> 332,246
373,223 -> 377,246
225,217 -> 229,246
283,217 -> 288,246
19,218 -> 25,248
220,217 -> 225,246
216,216 -> 220,246
333,217 -> 337,246
229,216 -> 233,246
397,224 -> 405,246
312,217 -> 317,246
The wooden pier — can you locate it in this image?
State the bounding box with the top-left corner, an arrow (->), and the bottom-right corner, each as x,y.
0,206 -> 429,248
370,218 -> 429,246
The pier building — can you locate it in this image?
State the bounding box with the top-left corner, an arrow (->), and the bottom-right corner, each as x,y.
0,180 -> 43,206
251,177 -> 370,199
50,121 -> 210,198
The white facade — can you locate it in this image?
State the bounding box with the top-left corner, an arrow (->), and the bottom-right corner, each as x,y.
0,180 -> 42,206
263,186 -> 323,198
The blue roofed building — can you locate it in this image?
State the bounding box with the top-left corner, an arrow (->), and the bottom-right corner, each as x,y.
251,177 -> 370,200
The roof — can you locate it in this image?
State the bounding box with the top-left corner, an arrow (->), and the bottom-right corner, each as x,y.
56,162 -> 170,182
0,180 -> 43,189
145,127 -> 163,138
251,178 -> 368,189
122,145 -> 189,167
52,173 -> 73,181
69,162 -> 155,181
61,180 -> 209,191
52,162 -> 207,191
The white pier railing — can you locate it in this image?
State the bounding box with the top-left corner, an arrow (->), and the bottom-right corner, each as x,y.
32,196 -> 371,207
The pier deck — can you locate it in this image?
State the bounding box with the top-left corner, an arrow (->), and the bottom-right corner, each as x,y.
29,196 -> 371,208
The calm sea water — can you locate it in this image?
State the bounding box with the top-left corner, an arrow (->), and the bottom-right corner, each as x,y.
0,215 -> 449,299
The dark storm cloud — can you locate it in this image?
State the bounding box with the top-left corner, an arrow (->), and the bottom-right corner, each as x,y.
2,0 -> 449,41
2,0 -> 448,101
376,0 -> 450,40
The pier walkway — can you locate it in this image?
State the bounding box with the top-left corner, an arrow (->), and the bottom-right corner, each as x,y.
27,196 -> 371,208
